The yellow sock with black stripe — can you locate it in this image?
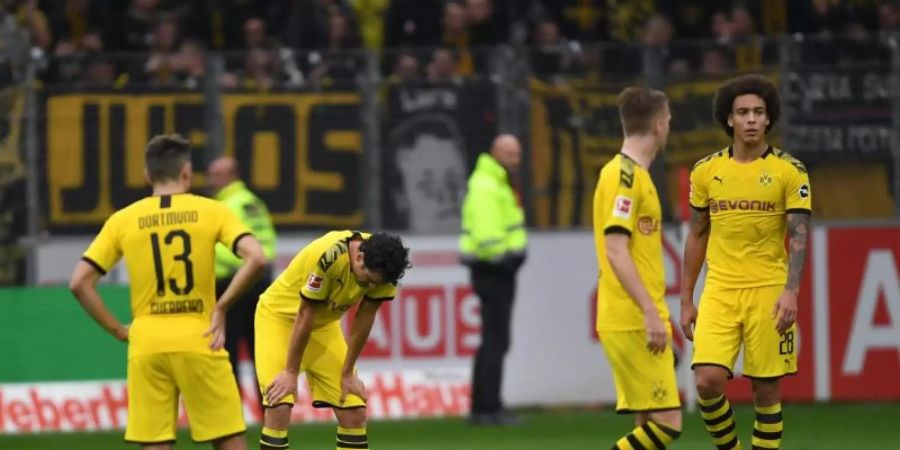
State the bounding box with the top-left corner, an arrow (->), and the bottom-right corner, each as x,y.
336,426 -> 368,449
612,420 -> 681,449
752,403 -> 783,449
700,394 -> 743,450
260,427 -> 289,450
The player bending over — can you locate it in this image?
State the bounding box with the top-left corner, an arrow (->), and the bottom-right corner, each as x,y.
256,230 -> 410,450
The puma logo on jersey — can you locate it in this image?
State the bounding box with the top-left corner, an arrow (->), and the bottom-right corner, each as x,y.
713,176 -> 724,185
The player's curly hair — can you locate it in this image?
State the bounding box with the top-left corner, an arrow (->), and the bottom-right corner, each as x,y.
713,74 -> 780,136
360,232 -> 412,285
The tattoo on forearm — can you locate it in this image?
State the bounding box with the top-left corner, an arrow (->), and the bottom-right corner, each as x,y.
690,208 -> 711,237
786,213 -> 810,290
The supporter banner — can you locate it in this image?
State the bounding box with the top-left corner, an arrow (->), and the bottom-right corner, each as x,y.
43,91 -> 362,232
528,77 -> 738,228
782,67 -> 894,161
380,81 -> 497,232
0,85 -> 26,285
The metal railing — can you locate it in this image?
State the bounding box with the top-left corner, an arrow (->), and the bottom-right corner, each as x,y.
0,34 -> 896,284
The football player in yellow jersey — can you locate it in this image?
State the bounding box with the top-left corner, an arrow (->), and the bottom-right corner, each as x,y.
680,75 -> 811,450
593,87 -> 682,450
68,134 -> 267,450
256,230 -> 410,450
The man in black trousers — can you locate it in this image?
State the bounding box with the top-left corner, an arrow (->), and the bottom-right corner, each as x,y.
459,134 -> 528,426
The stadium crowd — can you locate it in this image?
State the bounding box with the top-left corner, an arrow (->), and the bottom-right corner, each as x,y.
0,0 -> 894,88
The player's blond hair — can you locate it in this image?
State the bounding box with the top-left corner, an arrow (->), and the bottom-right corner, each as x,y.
617,87 -> 669,136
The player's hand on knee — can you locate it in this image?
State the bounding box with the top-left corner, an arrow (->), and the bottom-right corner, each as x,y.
339,373 -> 368,405
773,289 -> 798,335
679,302 -> 697,342
643,309 -> 668,354
266,369 -> 299,405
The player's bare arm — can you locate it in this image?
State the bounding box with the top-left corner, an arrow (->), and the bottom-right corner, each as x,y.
680,207 -> 711,341
773,212 -> 810,334
339,300 -> 382,403
69,261 -> 130,342
266,298 -> 320,404
206,235 -> 266,350
605,233 -> 667,354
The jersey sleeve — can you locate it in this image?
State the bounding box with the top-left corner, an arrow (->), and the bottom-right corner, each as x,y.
82,214 -> 122,274
689,163 -> 709,211
602,164 -> 641,236
784,163 -> 812,214
365,283 -> 397,302
298,252 -> 336,303
216,202 -> 253,254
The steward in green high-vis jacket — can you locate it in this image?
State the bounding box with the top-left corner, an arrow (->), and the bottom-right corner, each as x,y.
459,152 -> 527,265
208,157 -> 276,402
213,180 -> 277,277
459,135 -> 527,425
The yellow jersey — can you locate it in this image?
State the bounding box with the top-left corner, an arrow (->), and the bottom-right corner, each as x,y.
593,153 -> 668,331
82,193 -> 251,357
689,147 -> 812,289
259,230 -> 397,328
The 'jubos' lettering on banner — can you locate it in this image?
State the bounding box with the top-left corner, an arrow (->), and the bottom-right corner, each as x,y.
45,91 -> 362,231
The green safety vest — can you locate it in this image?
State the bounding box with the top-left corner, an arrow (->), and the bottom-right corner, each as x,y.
459,153 -> 527,263
214,181 -> 277,278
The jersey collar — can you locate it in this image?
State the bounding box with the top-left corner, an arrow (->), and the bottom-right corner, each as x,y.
728,145 -> 772,159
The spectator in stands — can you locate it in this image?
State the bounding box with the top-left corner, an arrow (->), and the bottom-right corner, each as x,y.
427,48 -> 460,83
442,1 -> 474,75
387,52 -> 419,83
351,0 -> 390,49
710,10 -> 734,44
109,0 -> 161,51
282,0 -> 355,50
384,0 -> 442,48
49,0 -> 104,54
530,18 -> 571,82
638,15 -> 689,78
175,39 -> 207,89
731,6 -> 757,40
837,16 -> 888,65
728,5 -> 772,70
877,2 -> 900,35
466,0 -> 500,45
541,0 -> 607,42
8,0 -> 51,49
79,55 -> 118,87
142,16 -> 181,85
46,0 -> 104,85
183,0 -> 260,50
240,47 -> 278,90
307,10 -> 362,85
243,16 -> 279,51
701,46 -> 731,75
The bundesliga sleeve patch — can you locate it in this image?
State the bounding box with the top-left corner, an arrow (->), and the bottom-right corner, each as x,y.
799,184 -> 810,198
613,195 -> 633,219
306,273 -> 324,292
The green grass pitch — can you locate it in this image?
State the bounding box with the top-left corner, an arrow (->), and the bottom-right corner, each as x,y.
2,403 -> 898,449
